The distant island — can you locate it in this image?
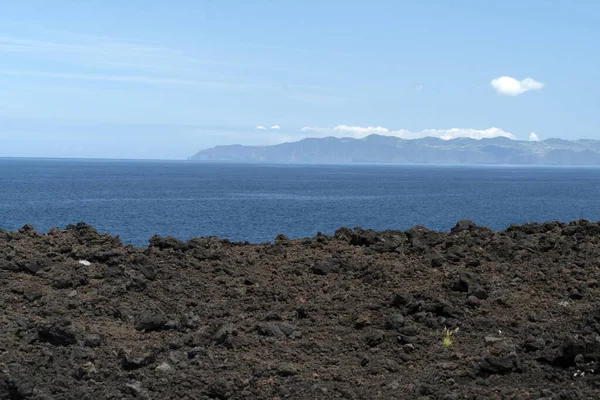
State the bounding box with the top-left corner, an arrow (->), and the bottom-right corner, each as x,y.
189,135 -> 600,165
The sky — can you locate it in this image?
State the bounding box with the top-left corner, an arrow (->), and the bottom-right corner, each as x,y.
1,0 -> 599,159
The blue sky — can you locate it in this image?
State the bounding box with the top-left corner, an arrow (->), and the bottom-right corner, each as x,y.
1,0 -> 599,159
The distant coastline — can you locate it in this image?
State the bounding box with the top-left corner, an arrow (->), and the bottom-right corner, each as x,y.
190,135 -> 600,165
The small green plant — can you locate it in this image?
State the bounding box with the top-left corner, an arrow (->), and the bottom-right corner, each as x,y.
442,327 -> 459,347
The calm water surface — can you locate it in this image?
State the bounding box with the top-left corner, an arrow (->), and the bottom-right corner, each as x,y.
1,159 -> 599,246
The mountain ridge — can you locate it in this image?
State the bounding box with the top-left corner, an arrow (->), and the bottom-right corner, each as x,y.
190,134 -> 600,165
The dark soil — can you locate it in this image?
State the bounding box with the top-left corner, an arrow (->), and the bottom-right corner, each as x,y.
2,220 -> 600,399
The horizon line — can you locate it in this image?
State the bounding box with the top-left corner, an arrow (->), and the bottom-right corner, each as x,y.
3,156 -> 600,169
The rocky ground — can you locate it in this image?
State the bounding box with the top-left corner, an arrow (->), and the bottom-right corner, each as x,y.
1,220 -> 600,399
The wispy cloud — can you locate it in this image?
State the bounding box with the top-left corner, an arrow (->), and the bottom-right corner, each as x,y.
0,33 -> 308,74
300,125 -> 517,140
0,69 -> 253,89
288,91 -> 359,106
529,132 -> 540,141
0,31 -> 318,91
255,125 -> 267,130
490,76 -> 544,96
285,46 -> 353,58
0,35 -> 177,62
270,125 -> 281,130
412,83 -> 425,92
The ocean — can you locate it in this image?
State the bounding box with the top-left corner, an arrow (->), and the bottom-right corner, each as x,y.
1,158 -> 599,246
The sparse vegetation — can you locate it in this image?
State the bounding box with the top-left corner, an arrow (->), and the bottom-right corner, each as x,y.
442,327 -> 459,347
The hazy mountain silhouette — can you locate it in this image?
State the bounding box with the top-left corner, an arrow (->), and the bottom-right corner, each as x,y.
190,135 -> 600,165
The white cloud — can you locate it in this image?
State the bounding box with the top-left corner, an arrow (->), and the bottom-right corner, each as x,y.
302,125 -> 390,136
490,76 -> 544,96
333,125 -> 390,135
406,127 -> 516,140
529,132 -> 540,141
301,126 -> 322,132
299,125 -> 517,140
256,125 -> 280,130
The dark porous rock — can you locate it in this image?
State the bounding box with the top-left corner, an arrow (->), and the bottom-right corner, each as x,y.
569,287 -> 584,300
523,337 -> 546,352
314,232 -> 331,243
18,224 -> 36,233
368,232 -> 406,253
182,327 -> 212,347
148,235 -> 188,251
274,234 -> 290,243
349,228 -> 380,246
52,273 -> 74,289
397,334 -> 413,345
213,323 -> 237,348
52,265 -> 89,289
205,379 -> 233,400
187,346 -> 208,359
67,222 -> 119,246
334,227 -> 353,242
365,330 -> 385,347
83,333 -> 103,348
405,227 -> 444,249
452,278 -> 469,293
120,349 -> 156,370
92,248 -> 126,264
134,309 -> 168,332
527,312 -> 538,322
0,370 -> 36,399
23,291 -> 42,302
466,295 -> 481,308
123,381 -> 146,397
124,270 -> 147,292
257,322 -> 286,338
3,220 -> 600,398
0,260 -> 20,272
385,313 -> 405,330
554,335 -> 600,366
278,322 -> 300,337
424,300 -> 462,318
451,220 -> 476,234
480,340 -> 520,374
137,264 -> 157,281
37,320 -> 78,346
256,322 -> 300,339
446,245 -> 466,259
392,292 -> 414,307
273,363 -> 300,377
468,284 -> 489,300
179,312 -> 201,330
21,260 -> 41,274
18,224 -> 39,237
354,313 -> 371,329
431,257 -> 444,268
312,260 -> 338,276
48,226 -> 61,235
168,350 -> 187,365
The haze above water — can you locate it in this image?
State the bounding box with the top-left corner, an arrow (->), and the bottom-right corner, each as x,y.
1,158 -> 599,246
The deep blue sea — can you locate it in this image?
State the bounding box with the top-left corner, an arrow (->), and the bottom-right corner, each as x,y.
1,158 -> 599,246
